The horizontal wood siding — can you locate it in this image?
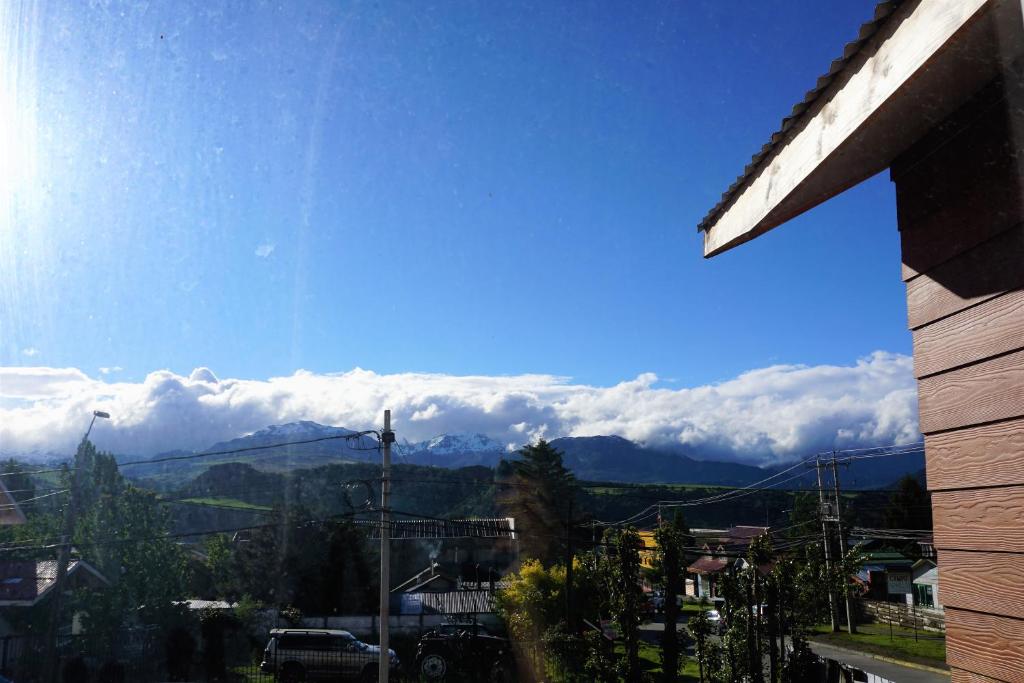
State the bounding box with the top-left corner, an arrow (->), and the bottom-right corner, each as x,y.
939,549 -> 1024,619
895,76 -> 1023,281
895,72 -> 1024,679
951,671 -> 1010,683
904,224 -> 1024,330
925,416 -> 1024,490
912,288 -> 1024,378
933,486 -> 1024,553
947,607 -> 1024,681
917,347 -> 1024,433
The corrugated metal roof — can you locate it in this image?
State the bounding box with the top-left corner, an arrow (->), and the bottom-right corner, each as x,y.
361,517 -> 516,540
696,1 -> 903,233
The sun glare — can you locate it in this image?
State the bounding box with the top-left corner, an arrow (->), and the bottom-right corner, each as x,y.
0,1 -> 40,237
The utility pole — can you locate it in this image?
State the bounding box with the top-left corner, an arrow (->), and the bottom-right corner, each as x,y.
813,456 -> 838,632
831,452 -> 857,634
564,498 -> 575,633
46,410 -> 109,683
379,410 -> 395,683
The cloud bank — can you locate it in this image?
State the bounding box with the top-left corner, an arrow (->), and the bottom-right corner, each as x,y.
0,352 -> 919,465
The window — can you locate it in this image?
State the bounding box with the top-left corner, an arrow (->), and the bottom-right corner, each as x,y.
914,583 -> 934,608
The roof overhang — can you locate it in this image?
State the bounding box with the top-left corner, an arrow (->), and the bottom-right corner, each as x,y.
699,0 -> 1024,257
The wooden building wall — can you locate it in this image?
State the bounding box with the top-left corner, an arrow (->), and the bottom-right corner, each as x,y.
892,73 -> 1024,683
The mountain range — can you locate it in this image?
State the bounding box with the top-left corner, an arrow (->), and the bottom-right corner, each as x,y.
108,420 -> 922,490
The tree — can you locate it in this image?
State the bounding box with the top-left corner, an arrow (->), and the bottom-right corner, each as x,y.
884,475 -> 932,557
225,507 -> 374,614
498,440 -> 577,565
654,515 -> 687,682
607,527 -> 644,683
70,441 -> 190,637
688,599 -> 713,683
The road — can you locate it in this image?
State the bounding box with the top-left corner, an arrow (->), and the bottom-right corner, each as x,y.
639,615 -> 949,683
809,641 -> 949,683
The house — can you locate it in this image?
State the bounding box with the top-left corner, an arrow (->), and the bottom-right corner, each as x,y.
695,1 -> 1024,678
0,560 -> 109,637
853,551 -> 914,602
687,554 -> 730,599
638,530 -> 657,571
391,562 -> 461,594
686,526 -> 771,598
0,560 -> 108,608
912,558 -> 942,611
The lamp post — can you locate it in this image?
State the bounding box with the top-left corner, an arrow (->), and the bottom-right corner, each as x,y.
83,410 -> 110,443
45,410 -> 110,682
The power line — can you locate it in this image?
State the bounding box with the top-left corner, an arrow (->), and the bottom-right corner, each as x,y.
0,431 -> 382,480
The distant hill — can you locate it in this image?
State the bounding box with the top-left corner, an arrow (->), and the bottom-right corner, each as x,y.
17,420 -> 921,490
546,435 -> 769,485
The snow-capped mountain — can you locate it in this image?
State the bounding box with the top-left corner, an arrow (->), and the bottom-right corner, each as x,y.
409,433 -> 506,455
402,432 -> 507,468
241,421 -> 354,442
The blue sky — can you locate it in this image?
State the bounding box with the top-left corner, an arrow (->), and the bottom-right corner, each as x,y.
1,2 -> 925,460
1,0 -> 907,388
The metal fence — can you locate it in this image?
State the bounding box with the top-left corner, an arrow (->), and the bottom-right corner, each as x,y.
0,630 -> 162,682
231,648 -> 405,683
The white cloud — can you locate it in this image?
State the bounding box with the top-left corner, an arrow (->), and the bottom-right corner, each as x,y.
0,352 -> 920,464
98,366 -> 124,375
254,242 -> 275,258
21,347 -> 39,357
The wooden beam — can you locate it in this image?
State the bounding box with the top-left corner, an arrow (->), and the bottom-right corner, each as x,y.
702,0 -> 1001,257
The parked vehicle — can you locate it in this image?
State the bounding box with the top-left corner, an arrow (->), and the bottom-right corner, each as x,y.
415,623 -> 515,682
260,628 -> 399,682
706,609 -> 723,634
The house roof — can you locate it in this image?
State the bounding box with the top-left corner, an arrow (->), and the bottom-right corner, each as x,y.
0,559 -> 108,606
361,517 -> 516,540
398,590 -> 496,616
696,0 -> 903,235
696,0 -> 1019,257
687,556 -> 730,574
392,562 -> 463,593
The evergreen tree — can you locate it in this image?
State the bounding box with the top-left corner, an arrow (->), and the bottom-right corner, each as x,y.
499,439 -> 577,565
884,475 -> 932,557
607,527 -> 644,683
655,515 -> 687,682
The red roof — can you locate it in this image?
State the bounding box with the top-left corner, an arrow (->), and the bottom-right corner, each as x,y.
687,556 -> 729,574
0,560 -> 107,606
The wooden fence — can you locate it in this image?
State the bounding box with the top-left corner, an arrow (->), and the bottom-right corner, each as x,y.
858,598 -> 945,633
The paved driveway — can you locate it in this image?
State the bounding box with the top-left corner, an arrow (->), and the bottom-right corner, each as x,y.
809,640 -> 949,683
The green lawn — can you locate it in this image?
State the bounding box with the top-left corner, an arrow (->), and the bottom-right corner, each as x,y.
177,496 -> 273,511
811,623 -> 947,666
613,641 -> 701,682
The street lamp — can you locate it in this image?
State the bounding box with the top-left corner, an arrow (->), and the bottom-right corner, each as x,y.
82,410 -> 110,443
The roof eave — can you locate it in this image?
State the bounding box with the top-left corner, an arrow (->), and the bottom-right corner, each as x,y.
699,0 -> 1016,258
